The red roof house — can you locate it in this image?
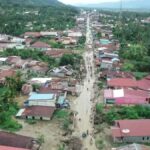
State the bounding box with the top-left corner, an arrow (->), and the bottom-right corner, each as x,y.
107,78 -> 137,89
31,41 -> 51,50
104,89 -> 150,105
112,119 -> 150,143
0,145 -> 29,150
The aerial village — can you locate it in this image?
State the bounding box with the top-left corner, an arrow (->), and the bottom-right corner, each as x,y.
0,9 -> 150,150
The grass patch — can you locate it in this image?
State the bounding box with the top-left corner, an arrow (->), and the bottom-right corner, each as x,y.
54,109 -> 69,120
133,72 -> 149,80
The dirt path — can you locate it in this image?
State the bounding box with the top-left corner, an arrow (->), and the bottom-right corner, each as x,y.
72,15 -> 97,150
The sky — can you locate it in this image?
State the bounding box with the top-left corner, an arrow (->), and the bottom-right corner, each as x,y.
59,0 -> 120,5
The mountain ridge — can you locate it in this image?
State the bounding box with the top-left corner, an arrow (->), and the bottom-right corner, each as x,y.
0,0 -> 64,6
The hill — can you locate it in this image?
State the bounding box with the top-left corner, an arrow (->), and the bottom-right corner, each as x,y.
78,0 -> 150,9
0,0 -> 64,6
0,0 -> 78,35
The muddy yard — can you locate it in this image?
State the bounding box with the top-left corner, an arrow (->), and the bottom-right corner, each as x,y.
16,119 -> 63,150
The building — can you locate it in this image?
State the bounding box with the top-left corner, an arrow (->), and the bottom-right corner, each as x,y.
112,119 -> 150,143
16,106 -> 55,120
112,143 -> 150,150
31,41 -> 51,51
68,32 -> 82,37
0,131 -> 39,150
29,78 -> 52,85
24,32 -> 41,38
25,93 -> 56,107
100,59 -> 113,70
107,78 -> 137,89
104,89 -> 150,105
0,145 -> 29,150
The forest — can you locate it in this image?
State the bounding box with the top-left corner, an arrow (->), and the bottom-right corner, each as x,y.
0,4 -> 78,35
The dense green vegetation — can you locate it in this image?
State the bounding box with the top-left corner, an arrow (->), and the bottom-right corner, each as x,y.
0,72 -> 24,131
59,53 -> 82,68
95,104 -> 150,125
0,3 -> 78,35
54,109 -> 72,131
112,12 -> 150,73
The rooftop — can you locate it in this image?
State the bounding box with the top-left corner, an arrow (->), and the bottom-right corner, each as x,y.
22,106 -> 55,118
0,145 -> 29,150
28,93 -> 55,100
108,78 -> 137,88
112,119 -> 150,137
0,131 -> 35,149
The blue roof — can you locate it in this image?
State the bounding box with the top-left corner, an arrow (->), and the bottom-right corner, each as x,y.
28,93 -> 54,100
57,96 -> 65,105
100,39 -> 112,45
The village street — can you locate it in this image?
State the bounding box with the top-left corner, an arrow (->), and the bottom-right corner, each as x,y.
72,14 -> 97,150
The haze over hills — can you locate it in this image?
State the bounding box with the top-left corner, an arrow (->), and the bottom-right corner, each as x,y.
77,0 -> 150,9
0,0 -> 64,6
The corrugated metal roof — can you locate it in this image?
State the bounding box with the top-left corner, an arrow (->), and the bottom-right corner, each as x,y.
28,93 -> 54,100
57,96 -> 65,105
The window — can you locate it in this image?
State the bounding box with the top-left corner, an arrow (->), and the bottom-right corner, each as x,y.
147,137 -> 149,140
143,137 -> 145,140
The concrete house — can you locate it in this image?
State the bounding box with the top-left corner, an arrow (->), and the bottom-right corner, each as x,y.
16,106 -> 55,121
104,89 -> 150,105
24,93 -> 56,107
112,119 -> 150,143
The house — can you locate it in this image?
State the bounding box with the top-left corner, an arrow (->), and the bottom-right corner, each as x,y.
29,78 -> 52,85
0,69 -> 16,84
39,78 -> 80,96
24,32 -> 41,38
99,71 -> 134,80
40,31 -> 58,37
25,92 -> 56,107
137,76 -> 150,91
0,57 -> 8,65
104,89 -> 150,105
0,145 -> 29,150
68,32 -> 82,37
112,143 -> 150,150
49,66 -> 73,77
61,37 -> 77,45
31,41 -> 51,51
29,65 -> 49,75
112,119 -> 150,143
100,59 -> 113,70
0,131 -> 39,150
7,56 -> 21,65
107,78 -> 137,89
16,106 -> 55,120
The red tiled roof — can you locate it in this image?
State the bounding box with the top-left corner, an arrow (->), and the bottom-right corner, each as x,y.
0,69 -> 16,82
137,79 -> 150,91
0,145 -> 29,150
112,120 -> 150,137
22,106 -> 55,119
108,78 -> 137,88
31,41 -> 51,48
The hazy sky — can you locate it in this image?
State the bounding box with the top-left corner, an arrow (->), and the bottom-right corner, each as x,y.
59,0 -> 120,5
